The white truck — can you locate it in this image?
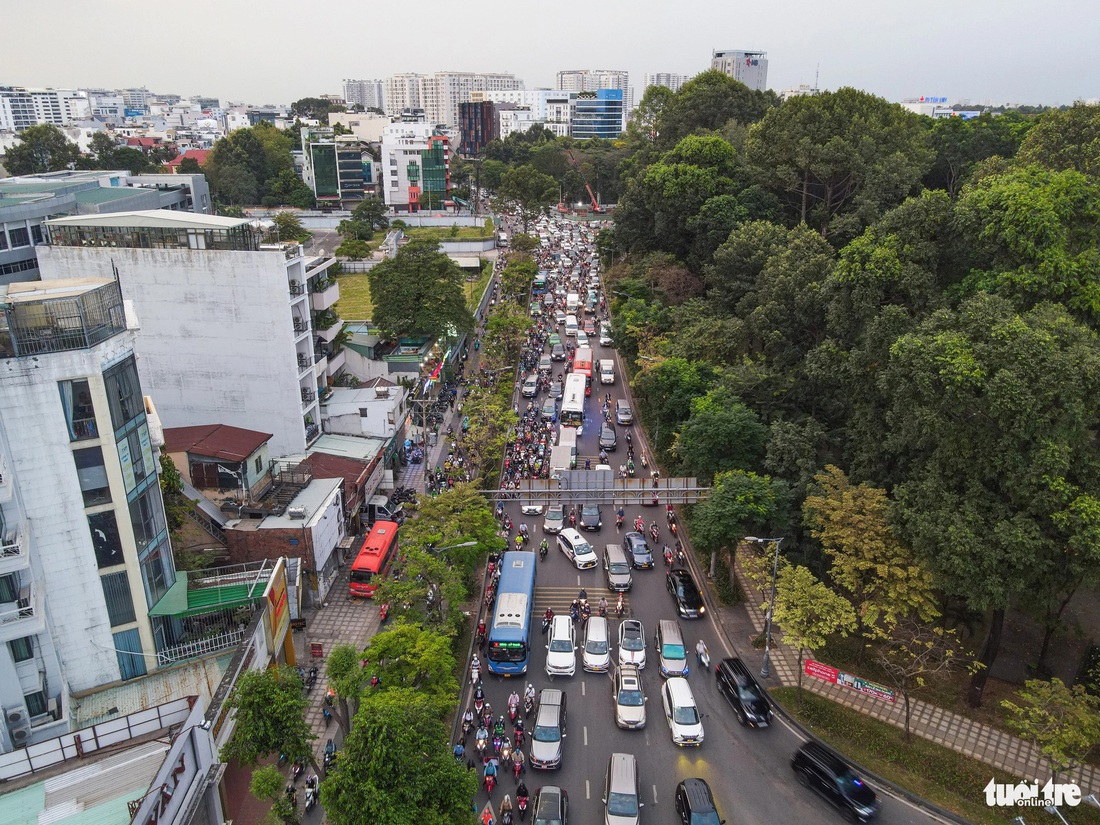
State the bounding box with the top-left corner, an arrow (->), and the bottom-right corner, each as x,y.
599,359 -> 615,384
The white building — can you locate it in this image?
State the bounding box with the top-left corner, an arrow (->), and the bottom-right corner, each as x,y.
384,72 -> 523,126
380,121 -> 451,211
0,277 -> 183,749
384,73 -> 426,117
0,86 -> 91,131
711,49 -> 769,91
556,69 -> 633,113
327,111 -> 391,143
343,78 -> 385,111
321,380 -> 408,440
780,84 -> 819,101
37,211 -> 345,457
644,73 -> 692,94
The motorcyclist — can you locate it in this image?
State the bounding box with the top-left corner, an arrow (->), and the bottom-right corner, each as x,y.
484,759 -> 498,781
495,715 -> 507,738
577,588 -> 587,604
696,639 -> 709,665
524,682 -> 536,705
539,538 -> 549,559
517,781 -> 530,803
508,690 -> 521,714
598,596 -> 608,616
463,707 -> 475,730
519,522 -> 529,538
634,516 -> 644,532
512,747 -> 525,775
616,592 -> 625,616
473,683 -> 485,704
453,741 -> 466,760
475,724 -> 490,752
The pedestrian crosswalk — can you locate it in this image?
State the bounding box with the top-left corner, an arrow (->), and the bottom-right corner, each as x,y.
533,585 -> 631,617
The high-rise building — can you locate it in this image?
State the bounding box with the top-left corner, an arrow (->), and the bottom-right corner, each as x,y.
570,89 -> 625,140
556,69 -> 632,113
380,121 -> 451,211
458,101 -> 498,156
384,74 -> 425,117
38,211 -> 344,456
710,50 -> 769,91
0,86 -> 91,131
0,277 -> 181,747
301,127 -> 373,206
121,87 -> 155,112
342,79 -> 385,111
644,73 -> 692,94
395,72 -> 523,127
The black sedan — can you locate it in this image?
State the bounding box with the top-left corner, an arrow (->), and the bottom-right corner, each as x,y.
666,568 -> 706,618
623,531 -> 653,569
579,504 -> 602,532
533,785 -> 568,825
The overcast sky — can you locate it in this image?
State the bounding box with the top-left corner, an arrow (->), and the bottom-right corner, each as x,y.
5,0 -> 1098,106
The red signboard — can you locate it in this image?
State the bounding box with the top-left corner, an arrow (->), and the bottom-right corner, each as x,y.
804,659 -> 896,703
311,643 -> 323,659
803,659 -> 839,683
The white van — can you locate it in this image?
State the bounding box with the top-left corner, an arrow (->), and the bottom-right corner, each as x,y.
565,315 -> 579,337
546,615 -> 577,677
566,293 -> 580,314
583,616 -> 611,673
599,359 -> 615,385
661,677 -> 704,746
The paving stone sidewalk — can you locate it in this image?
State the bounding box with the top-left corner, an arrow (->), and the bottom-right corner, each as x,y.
732,561 -> 1100,793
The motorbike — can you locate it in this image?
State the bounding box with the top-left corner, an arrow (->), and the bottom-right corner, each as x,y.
518,794 -> 530,821
698,641 -> 712,669
306,666 -> 318,691
663,545 -> 674,567
323,738 -> 336,770
539,543 -> 548,561
291,759 -> 303,783
462,715 -> 474,743
508,700 -> 519,723
514,727 -> 524,749
634,518 -> 645,533
485,773 -> 497,798
598,601 -> 608,618
304,776 -> 318,813
541,614 -> 552,634
325,688 -> 335,707
470,659 -> 482,685
322,706 -> 333,726
380,602 -> 390,622
650,524 -> 660,543
492,732 -> 504,754
523,694 -> 535,717
473,693 -> 485,717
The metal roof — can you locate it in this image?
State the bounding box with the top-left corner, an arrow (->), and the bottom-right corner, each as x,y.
162,424 -> 273,462
45,209 -> 250,230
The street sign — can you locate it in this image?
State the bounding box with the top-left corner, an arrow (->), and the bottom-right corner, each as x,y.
311,643 -> 323,659
804,659 -> 896,703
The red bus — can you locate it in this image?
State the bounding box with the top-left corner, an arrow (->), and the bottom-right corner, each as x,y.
573,346 -> 593,397
349,520 -> 399,598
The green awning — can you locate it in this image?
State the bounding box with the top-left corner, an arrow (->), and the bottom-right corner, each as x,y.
148,571 -> 262,617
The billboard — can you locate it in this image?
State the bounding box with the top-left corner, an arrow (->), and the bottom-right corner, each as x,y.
804,659 -> 896,703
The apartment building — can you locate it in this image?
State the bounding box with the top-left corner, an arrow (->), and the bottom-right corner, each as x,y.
710,49 -> 769,91
571,89 -> 626,140
342,79 -> 385,111
37,211 -> 344,457
300,126 -> 373,206
556,69 -> 633,113
384,73 -> 426,117
380,121 -> 451,211
0,86 -> 91,131
644,73 -> 692,94
384,72 -> 523,126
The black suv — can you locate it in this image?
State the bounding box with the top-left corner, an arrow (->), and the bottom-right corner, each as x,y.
791,741 -> 878,822
666,568 -> 705,618
580,504 -> 602,532
715,658 -> 772,728
674,778 -> 725,825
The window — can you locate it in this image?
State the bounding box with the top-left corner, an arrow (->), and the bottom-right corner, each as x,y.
8,227 -> 29,248
9,636 -> 34,662
104,357 -> 143,431
254,456 -> 262,475
101,572 -> 136,626
118,425 -> 153,492
129,486 -> 167,552
24,690 -> 47,717
113,629 -> 147,679
88,511 -> 124,567
59,379 -> 97,441
0,573 -> 18,603
74,447 -> 111,506
0,230 -> 7,250
30,224 -> 43,245
140,540 -> 174,607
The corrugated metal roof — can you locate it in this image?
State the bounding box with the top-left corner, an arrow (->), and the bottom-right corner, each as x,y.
163,423 -> 273,462
46,209 -> 249,230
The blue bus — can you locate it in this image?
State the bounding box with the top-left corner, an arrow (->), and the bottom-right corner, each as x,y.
486,551 -> 538,676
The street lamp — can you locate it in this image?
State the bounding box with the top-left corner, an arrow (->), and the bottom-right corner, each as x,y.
745,536 -> 784,679
430,540 -> 479,554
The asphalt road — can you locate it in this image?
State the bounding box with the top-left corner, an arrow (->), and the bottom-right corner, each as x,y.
463,226 -> 948,825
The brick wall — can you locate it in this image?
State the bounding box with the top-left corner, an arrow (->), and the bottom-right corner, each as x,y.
224,527 -> 316,570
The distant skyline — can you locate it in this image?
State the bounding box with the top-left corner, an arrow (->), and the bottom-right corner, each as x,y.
5,0 -> 1098,107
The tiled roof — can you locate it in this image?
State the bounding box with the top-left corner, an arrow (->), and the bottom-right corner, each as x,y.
162,424 -> 272,462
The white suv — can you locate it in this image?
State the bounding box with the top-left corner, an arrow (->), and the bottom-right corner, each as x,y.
558,528 -> 597,570
546,614 -> 576,677
661,677 -> 704,746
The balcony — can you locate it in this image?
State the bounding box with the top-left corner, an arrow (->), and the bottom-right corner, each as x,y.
301,388 -> 316,404
310,279 -> 340,312
326,348 -> 347,376
289,281 -> 305,297
0,583 -> 45,643
314,322 -> 341,344
292,317 -> 309,338
314,353 -> 328,380
297,352 -> 312,370
0,525 -> 29,576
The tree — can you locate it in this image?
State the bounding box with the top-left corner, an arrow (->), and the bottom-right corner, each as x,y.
802,465 -> 937,635
367,239 -> 475,340
320,688 -> 478,825
325,643 -> 367,733
1015,103 -> 1100,180
205,123 -> 294,206
335,239 -> 372,260
656,70 -> 776,148
266,211 -> 309,243
672,387 -> 767,482
771,564 -> 857,697
461,384 -> 517,476
264,168 -> 315,209
744,88 -> 934,240
290,97 -> 345,120
883,294 -> 1100,706
1002,678 -> 1100,780
177,156 -> 203,175
360,624 -> 460,709
339,197 -> 390,241
630,357 -> 716,458
4,124 -> 80,174
495,164 -> 557,232
925,112 -> 1031,197
501,257 -> 537,300
482,304 -> 530,369
509,232 -> 539,253
250,764 -> 299,825
874,620 -> 971,740
690,469 -> 786,570
220,666 -> 318,771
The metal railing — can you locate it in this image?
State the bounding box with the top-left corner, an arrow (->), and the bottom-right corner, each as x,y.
289,281 -> 305,296
1,530 -> 23,559
301,388 -> 316,403
0,583 -> 36,624
297,353 -> 311,368
71,417 -> 98,441
156,627 -> 248,666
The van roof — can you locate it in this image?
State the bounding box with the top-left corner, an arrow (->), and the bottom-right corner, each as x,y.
665,676 -> 696,704
608,752 -> 637,789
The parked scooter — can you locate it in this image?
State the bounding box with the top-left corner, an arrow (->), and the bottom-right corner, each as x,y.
304,775 -> 318,813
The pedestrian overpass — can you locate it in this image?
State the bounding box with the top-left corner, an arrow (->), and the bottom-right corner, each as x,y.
486,469 -> 708,507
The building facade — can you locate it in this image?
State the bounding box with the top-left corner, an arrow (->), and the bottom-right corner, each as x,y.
384,73 -> 425,117
0,277 -> 184,750
710,50 -> 769,91
458,101 -> 498,156
570,89 -> 625,140
643,73 -> 692,94
556,69 -> 632,114
0,86 -> 91,131
37,211 -> 344,457
342,79 -> 385,111
300,127 -> 372,207
380,121 -> 451,211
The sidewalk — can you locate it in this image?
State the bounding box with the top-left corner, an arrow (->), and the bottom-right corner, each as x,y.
730,561 -> 1100,794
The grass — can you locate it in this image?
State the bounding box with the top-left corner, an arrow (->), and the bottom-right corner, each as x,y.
401,226 -> 492,242
772,687 -> 1100,824
334,262 -> 488,325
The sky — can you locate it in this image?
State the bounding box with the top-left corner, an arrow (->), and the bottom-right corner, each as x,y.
4,0 -> 1098,106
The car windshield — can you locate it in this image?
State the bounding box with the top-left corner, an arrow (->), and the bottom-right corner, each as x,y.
583,507 -> 599,517
607,792 -> 639,817
574,541 -> 594,556
549,638 -> 573,652
661,643 -> 686,660
534,724 -> 561,742
547,507 -> 564,520
738,683 -> 764,702
586,639 -> 609,655
618,688 -> 644,707
673,704 -> 699,725
609,562 -> 631,574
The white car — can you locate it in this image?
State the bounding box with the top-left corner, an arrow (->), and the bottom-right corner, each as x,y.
521,501 -> 544,516
613,664 -> 647,729
546,614 -> 576,677
576,331 -> 589,348
582,616 -> 611,673
557,528 -> 597,570
618,619 -> 647,669
599,328 -> 614,347
661,677 -> 704,746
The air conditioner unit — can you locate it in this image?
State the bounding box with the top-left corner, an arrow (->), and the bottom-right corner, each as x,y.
287,506 -> 307,519
6,707 -> 27,726
11,727 -> 29,744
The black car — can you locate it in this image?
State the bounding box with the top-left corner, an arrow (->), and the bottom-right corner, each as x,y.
715,657 -> 772,727
666,569 -> 705,618
533,785 -> 569,825
623,531 -> 653,569
599,422 -> 617,451
791,741 -> 878,822
674,778 -> 725,825
580,504 -> 602,531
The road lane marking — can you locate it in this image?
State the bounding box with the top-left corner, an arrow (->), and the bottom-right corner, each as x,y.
652,784 -> 658,804
586,779 -> 591,799
581,680 -> 586,697
584,726 -> 588,746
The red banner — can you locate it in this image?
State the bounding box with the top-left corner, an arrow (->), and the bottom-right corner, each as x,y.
804,659 -> 839,683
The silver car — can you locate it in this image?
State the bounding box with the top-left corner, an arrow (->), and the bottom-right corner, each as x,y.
530,689 -> 567,769
543,505 -> 565,534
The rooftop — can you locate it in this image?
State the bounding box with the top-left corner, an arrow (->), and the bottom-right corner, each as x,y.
46,209 -> 250,231
309,432 -> 389,462
163,423 -> 273,462
1,277 -> 115,305
256,476 -> 342,529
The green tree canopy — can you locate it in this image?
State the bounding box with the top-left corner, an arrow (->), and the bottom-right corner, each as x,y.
630,356 -> 716,457
924,111 -> 1031,197
366,239 -> 475,339
1002,677 -> 1100,780
656,70 -> 777,148
690,469 -> 786,561
205,123 -> 294,207
290,97 -> 346,119
219,666 -> 316,769
320,688 -> 477,825
495,164 -> 558,231
359,623 -> 460,708
772,564 -> 857,695
744,88 -> 934,240
4,124 -> 80,175
672,387 -> 767,482
1015,103 -> 1100,180
264,168 -> 316,209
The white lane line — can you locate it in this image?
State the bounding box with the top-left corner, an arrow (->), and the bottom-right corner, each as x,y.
652,784 -> 659,804
586,779 -> 591,799
581,680 -> 586,697
584,726 -> 588,746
